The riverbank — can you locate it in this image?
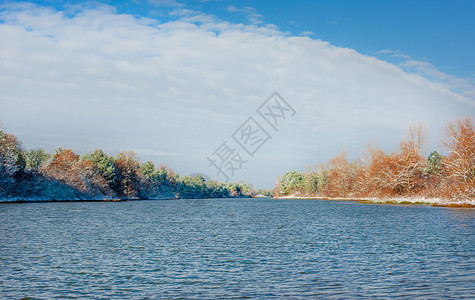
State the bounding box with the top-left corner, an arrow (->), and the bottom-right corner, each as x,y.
0,195 -> 254,203
2,194 -> 473,207
276,195 -> 475,207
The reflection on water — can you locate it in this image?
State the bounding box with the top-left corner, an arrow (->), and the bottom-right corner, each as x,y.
1,199 -> 474,298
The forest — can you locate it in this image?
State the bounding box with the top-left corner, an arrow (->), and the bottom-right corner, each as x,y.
274,117 -> 475,202
1,116 -> 473,203
0,133 -> 253,201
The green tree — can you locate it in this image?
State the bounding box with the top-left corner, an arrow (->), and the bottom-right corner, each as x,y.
24,149 -> 50,174
179,175 -> 207,198
0,130 -> 25,179
139,161 -> 156,179
425,151 -> 444,175
280,170 -> 304,195
82,150 -> 121,193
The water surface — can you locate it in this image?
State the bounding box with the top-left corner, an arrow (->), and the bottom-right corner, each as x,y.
1,199 -> 474,298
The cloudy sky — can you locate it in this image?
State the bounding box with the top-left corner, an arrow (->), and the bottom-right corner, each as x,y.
1,0 -> 474,188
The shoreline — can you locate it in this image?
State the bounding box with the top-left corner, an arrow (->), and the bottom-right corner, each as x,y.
0,195 -> 254,204
2,195 -> 474,208
275,195 -> 475,208
0,197 -> 173,204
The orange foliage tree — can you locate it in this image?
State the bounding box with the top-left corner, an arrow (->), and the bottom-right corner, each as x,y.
41,148 -> 110,196
356,124 -> 428,196
324,151 -> 359,197
357,143 -> 387,196
275,118 -> 473,201
114,151 -> 140,198
440,117 -> 475,200
393,123 -> 428,194
442,117 -> 475,183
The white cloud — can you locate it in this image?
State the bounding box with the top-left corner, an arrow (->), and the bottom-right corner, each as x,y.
299,31 -> 314,36
142,0 -> 184,8
400,60 -> 475,100
226,5 -> 264,24
377,49 -> 475,100
0,3 -> 473,188
376,49 -> 411,59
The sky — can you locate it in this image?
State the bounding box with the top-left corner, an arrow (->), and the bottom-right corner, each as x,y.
0,0 -> 474,189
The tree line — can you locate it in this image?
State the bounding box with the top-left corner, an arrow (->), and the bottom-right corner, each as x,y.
275,117 -> 475,201
0,132 -> 252,201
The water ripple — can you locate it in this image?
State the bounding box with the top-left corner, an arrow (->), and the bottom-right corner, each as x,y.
1,199 -> 474,299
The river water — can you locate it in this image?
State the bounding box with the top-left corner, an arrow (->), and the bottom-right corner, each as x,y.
1,198 -> 474,299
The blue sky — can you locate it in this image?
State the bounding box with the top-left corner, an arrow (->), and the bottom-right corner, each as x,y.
10,0 -> 474,77
191,0 -> 475,78
0,0 -> 474,188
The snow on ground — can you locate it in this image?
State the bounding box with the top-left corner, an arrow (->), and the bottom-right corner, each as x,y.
1,194 -> 474,206
277,194 -> 475,206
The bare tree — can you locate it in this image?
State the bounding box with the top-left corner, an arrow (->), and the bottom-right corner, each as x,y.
358,142 -> 386,195
442,116 -> 475,183
325,151 -> 359,197
405,122 -> 429,157
391,123 -> 429,194
358,124 -> 428,196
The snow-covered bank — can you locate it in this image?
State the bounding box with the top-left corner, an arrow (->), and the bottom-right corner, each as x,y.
0,195 -> 255,203
0,196 -> 135,203
276,195 -> 475,207
0,192 -> 179,203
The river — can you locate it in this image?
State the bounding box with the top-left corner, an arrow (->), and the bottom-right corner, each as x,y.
1,198 -> 474,298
